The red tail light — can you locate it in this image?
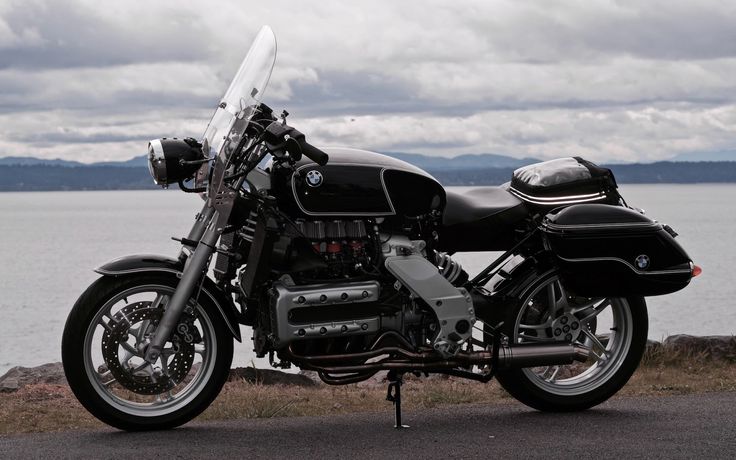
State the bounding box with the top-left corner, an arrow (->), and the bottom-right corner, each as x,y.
692,264 -> 702,277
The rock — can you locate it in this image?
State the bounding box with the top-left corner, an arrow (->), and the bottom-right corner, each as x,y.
298,370 -> 322,385
663,335 -> 736,361
0,362 -> 67,392
228,367 -> 316,387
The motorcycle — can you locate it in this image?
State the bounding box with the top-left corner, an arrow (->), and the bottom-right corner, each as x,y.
62,26 -> 698,431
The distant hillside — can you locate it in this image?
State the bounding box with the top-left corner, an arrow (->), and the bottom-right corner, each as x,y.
671,151 -> 736,162
1,154 -> 736,191
428,161 -> 736,185
0,156 -> 87,167
0,165 -> 158,191
0,155 -> 147,168
0,152 -> 533,170
383,152 -> 540,170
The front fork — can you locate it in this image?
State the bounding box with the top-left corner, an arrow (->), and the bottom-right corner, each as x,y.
143,204 -> 224,363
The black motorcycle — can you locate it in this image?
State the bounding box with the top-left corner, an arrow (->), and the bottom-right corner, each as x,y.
62,26 -> 698,431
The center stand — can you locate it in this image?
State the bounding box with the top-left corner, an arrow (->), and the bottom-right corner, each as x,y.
386,370 -> 409,429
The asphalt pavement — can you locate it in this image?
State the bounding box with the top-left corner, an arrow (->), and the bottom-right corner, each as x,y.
1,392 -> 735,459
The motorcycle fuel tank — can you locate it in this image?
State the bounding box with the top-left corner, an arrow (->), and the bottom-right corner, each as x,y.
282,148 -> 445,218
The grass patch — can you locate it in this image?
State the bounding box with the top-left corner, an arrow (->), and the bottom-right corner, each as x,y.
1,357 -> 735,435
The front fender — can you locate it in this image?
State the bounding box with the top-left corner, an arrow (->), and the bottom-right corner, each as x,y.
95,254 -> 184,276
95,254 -> 242,342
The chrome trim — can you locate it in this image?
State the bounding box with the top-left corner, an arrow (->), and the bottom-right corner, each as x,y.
509,186 -> 608,205
509,187 -> 605,201
147,138 -> 167,185
95,267 -> 180,276
544,221 -> 661,231
557,255 -> 693,276
290,163 -> 396,217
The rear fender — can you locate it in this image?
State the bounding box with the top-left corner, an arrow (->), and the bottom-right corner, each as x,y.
95,254 -> 242,342
482,255 -> 550,299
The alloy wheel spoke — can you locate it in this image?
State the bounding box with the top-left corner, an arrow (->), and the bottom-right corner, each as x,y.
159,354 -> 171,377
519,333 -> 557,343
130,361 -> 154,378
554,281 -> 571,312
150,294 -> 168,311
545,366 -> 561,382
568,297 -> 605,315
546,282 -> 568,318
155,391 -> 174,404
577,299 -> 611,325
120,341 -> 139,356
582,329 -> 610,359
135,320 -> 151,343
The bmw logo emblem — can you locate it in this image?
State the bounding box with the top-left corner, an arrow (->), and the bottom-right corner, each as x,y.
635,254 -> 650,270
306,170 -> 323,187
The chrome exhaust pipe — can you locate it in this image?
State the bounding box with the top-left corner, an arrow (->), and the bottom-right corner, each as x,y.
290,342 -> 590,375
498,343 -> 589,369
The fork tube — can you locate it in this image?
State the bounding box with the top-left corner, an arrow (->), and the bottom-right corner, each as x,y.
145,210 -> 221,363
178,206 -> 216,259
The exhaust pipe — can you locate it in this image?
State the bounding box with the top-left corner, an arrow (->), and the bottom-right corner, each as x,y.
291,342 -> 590,375
498,343 -> 589,369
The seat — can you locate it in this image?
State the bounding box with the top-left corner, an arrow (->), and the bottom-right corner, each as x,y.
443,186 -> 525,226
439,186 -> 529,252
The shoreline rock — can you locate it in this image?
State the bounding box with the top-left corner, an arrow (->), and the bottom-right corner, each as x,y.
0,363 -> 67,392
2,335 -> 734,393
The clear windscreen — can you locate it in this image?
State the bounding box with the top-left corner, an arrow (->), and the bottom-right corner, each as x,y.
201,26 -> 277,158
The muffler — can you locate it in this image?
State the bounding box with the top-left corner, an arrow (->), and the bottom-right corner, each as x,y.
497,343 -> 589,369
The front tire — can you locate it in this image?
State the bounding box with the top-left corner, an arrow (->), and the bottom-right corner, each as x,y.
62,273 -> 234,431
496,269 -> 648,412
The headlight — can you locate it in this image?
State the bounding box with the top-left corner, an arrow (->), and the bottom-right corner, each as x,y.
147,138 -> 205,186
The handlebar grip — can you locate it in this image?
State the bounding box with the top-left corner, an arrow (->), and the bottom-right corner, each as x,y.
285,127 -> 329,165
298,139 -> 329,166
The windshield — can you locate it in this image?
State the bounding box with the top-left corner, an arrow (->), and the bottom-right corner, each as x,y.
201,26 -> 277,158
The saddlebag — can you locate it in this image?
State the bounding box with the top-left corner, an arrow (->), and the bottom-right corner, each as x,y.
509,157 -> 620,211
542,204 -> 693,297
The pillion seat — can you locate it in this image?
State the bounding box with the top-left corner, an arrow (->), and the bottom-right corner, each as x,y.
439,186 -> 529,252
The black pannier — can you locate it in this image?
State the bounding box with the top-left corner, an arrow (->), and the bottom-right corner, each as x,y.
542,204 -> 693,297
509,157 -> 620,210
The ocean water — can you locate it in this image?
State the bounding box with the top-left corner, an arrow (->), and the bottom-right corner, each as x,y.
0,185 -> 732,374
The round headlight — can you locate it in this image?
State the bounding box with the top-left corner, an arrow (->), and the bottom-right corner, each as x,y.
147,138 -> 204,186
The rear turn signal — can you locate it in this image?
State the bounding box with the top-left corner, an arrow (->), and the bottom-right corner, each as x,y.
692,264 -> 702,277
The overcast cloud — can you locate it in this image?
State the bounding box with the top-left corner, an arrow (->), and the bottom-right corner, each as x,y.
1,0 -> 735,163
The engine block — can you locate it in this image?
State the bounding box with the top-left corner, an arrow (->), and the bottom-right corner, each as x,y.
268,280 -> 381,348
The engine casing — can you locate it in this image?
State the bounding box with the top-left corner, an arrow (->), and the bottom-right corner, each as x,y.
268,280 -> 382,348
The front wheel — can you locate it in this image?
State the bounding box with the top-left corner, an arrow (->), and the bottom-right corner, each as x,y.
62,273 -> 234,431
495,269 -> 648,412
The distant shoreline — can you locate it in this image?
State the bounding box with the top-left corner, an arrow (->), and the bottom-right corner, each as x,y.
3,161 -> 736,191
2,182 -> 736,193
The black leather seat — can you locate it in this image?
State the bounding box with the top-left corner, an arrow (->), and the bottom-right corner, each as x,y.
439,186 -> 529,252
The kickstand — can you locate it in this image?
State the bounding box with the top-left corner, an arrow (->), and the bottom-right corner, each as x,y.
386,371 -> 409,429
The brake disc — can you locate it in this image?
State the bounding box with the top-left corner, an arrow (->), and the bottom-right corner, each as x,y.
101,301 -> 198,395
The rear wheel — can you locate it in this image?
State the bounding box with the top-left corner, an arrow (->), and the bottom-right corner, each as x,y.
62,273 -> 233,431
495,269 -> 647,412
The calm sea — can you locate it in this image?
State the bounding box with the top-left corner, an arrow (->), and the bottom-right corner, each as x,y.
0,185 -> 731,374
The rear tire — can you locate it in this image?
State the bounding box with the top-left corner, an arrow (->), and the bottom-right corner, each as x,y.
62,273 -> 233,431
495,269 -> 648,412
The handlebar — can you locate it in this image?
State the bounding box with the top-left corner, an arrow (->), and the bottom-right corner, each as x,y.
288,128 -> 329,166
263,120 -> 329,166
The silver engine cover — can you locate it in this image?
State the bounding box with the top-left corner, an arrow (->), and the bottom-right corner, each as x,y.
269,280 -> 381,348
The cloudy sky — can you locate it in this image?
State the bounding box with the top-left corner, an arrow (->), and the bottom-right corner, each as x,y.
1,0 -> 735,163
